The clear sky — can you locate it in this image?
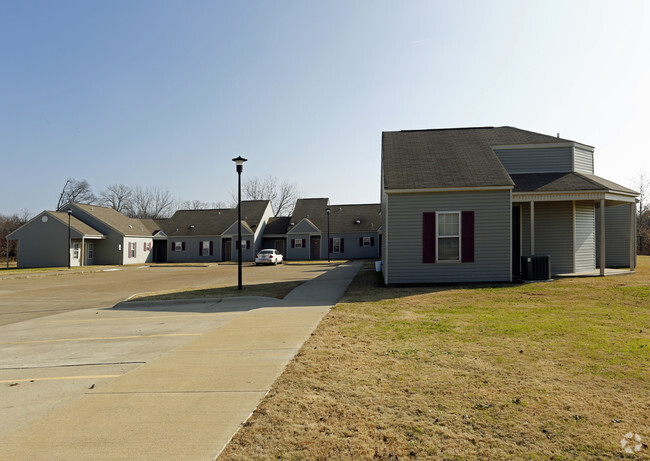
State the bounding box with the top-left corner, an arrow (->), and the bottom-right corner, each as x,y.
2,0 -> 649,216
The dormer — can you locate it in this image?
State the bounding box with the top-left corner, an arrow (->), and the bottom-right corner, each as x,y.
491,142 -> 594,175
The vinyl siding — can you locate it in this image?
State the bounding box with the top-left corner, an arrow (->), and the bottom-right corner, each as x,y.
494,147 -> 573,174
286,235 -> 311,260
574,146 -> 594,174
167,237 -> 221,263
322,233 -> 380,259
385,190 -> 511,284
596,204 -> 633,267
574,201 -> 596,272
11,215 -> 71,268
534,202 -> 574,273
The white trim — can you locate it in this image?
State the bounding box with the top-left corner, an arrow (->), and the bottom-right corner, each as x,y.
491,141 -> 594,151
386,186 -> 513,194
436,211 -> 461,262
514,191 -> 637,203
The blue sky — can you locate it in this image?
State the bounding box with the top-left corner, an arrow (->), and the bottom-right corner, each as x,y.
2,0 -> 649,215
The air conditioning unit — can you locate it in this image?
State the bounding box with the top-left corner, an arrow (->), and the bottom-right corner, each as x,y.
520,255 -> 551,280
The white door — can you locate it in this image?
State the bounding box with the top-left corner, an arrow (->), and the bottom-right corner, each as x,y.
71,242 -> 81,267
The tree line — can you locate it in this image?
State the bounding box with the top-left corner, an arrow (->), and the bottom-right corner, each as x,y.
56,176 -> 299,219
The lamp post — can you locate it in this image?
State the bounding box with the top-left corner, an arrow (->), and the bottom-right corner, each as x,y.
232,156 -> 247,290
67,208 -> 72,269
326,207 -> 331,262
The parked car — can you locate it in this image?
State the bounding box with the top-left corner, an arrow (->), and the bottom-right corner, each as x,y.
255,249 -> 283,265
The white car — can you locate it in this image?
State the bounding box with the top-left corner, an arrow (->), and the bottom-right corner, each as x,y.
255,249 -> 284,265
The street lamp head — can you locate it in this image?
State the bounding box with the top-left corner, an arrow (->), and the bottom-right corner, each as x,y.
67,208 -> 72,215
326,207 -> 331,214
232,156 -> 248,173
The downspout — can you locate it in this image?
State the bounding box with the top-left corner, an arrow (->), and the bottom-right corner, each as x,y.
599,199 -> 606,276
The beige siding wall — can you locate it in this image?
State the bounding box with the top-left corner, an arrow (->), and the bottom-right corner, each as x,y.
574,146 -> 594,174
385,190 -> 511,284
534,202 -> 574,273
574,201 -> 596,272
596,204 -> 633,267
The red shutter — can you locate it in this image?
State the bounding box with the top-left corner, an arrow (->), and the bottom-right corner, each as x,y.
172,242 -> 175,252
423,212 -> 436,263
209,241 -> 214,256
246,240 -> 250,250
182,242 -> 186,251
291,239 -> 295,248
302,239 -> 306,248
359,237 -> 363,247
134,242 -> 136,258
371,237 -> 375,247
461,211 -> 475,263
235,240 -> 239,250
340,238 -> 344,253
329,238 -> 333,252
199,241 -> 203,256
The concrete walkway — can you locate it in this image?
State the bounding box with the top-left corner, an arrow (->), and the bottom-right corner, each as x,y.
0,260 -> 363,460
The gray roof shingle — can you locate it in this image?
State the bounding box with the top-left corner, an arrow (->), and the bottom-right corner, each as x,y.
382,126 -> 575,190
511,172 -> 638,194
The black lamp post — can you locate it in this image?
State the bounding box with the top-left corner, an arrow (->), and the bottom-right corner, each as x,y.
232,156 -> 247,290
326,207 -> 331,262
67,208 -> 72,269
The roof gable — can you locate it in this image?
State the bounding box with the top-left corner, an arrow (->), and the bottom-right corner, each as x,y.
287,218 -> 320,234
222,220 -> 254,236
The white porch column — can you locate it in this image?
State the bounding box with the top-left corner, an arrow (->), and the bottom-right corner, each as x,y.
600,199 -> 606,276
530,201 -> 535,255
630,203 -> 636,270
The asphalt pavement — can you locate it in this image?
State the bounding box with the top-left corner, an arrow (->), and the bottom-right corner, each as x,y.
0,260 -> 363,460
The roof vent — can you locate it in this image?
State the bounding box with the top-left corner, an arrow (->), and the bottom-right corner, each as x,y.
290,222 -> 295,226
128,224 -> 133,229
355,220 -> 361,224
188,225 -> 195,229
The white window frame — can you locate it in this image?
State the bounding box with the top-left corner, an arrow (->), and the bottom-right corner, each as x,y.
295,239 -> 303,248
436,211 -> 461,262
73,242 -> 80,259
87,242 -> 94,260
129,242 -> 136,258
202,241 -> 210,254
363,237 -> 371,247
173,241 -> 184,252
333,237 -> 341,253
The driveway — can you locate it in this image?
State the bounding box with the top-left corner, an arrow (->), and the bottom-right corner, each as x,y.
0,262 -> 335,326
0,261 -> 363,460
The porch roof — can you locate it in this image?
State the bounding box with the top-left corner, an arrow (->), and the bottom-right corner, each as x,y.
511,172 -> 638,203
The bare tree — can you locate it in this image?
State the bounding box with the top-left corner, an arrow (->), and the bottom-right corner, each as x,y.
637,172 -> 650,255
127,186 -> 176,219
57,178 -> 96,209
99,184 -> 133,213
178,199 -> 227,210
1,209 -> 32,261
231,176 -> 299,216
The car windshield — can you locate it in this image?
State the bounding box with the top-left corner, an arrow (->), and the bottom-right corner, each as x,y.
259,250 -> 273,255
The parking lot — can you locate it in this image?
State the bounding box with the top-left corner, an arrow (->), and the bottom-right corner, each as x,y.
0,262 -> 339,448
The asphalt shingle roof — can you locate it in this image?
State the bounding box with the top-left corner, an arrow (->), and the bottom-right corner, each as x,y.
382,126 -> 575,190
159,200 -> 270,237
511,173 -> 638,194
72,203 -> 158,236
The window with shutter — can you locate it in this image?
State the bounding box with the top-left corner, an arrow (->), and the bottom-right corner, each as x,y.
199,241 -> 203,256
437,212 -> 460,261
461,211 -> 475,263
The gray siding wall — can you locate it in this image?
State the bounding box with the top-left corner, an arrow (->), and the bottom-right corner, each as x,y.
286,234 -> 312,260
596,204 -> 632,267
534,202 -> 574,273
167,237 -> 222,263
321,233 -> 380,259
574,201 -> 596,272
574,146 -> 594,174
13,217 -> 69,268
385,190 -> 511,284
494,147 -> 573,173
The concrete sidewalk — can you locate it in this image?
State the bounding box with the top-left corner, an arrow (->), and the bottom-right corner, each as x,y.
0,260 -> 363,460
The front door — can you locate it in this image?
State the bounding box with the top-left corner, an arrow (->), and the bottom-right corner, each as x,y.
153,240 -> 167,263
86,242 -> 94,266
512,205 -> 521,276
310,237 -> 320,260
274,239 -> 285,257
223,239 -> 232,261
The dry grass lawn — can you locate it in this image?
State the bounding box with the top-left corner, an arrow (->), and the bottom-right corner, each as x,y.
220,257 -> 650,460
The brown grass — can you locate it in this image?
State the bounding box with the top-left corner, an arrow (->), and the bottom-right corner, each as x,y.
219,258 -> 650,460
